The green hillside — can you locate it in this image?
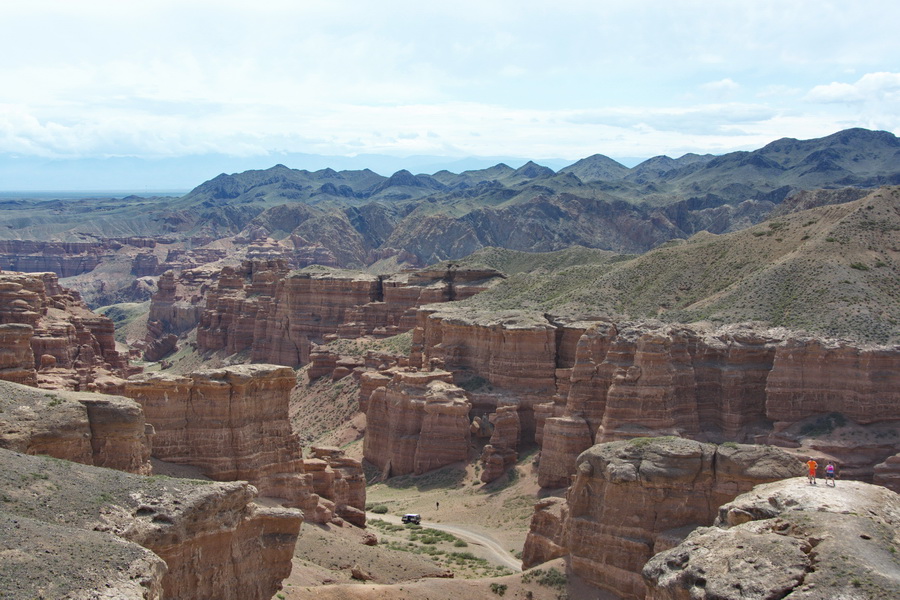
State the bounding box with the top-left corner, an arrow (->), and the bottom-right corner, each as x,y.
461,187 -> 900,344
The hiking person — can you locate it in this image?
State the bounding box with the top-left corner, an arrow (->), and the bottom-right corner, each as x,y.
806,457 -> 818,485
825,462 -> 836,486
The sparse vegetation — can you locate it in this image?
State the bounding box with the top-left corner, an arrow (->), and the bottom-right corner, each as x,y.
521,567 -> 567,590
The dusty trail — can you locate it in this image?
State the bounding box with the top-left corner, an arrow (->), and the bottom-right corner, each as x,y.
367,512 -> 523,572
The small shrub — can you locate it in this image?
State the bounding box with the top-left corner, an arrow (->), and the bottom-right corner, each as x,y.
850,262 -> 870,271
369,504 -> 389,514
454,539 -> 468,547
490,583 -> 508,596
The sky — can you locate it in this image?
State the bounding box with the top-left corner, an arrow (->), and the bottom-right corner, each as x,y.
1,0 -> 899,176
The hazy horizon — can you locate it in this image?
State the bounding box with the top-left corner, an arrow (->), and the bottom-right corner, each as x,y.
1,1 -> 898,189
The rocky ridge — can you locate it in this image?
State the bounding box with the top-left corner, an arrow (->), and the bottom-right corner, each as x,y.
523,438 -> 802,600
643,478 -> 900,599
0,448 -> 302,600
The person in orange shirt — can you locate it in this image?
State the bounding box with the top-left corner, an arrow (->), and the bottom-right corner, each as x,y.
806,458 -> 818,485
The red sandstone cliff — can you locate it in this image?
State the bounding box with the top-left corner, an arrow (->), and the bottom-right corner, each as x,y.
363,368 -> 472,477
0,271 -> 134,391
354,309 -> 900,487
124,364 -> 365,524
523,438 -> 801,600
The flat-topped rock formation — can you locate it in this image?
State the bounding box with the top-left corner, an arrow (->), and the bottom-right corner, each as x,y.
644,478 -> 900,599
363,368 -> 472,477
0,240 -> 108,277
523,438 -> 802,600
0,271 -> 134,392
0,448 -> 302,600
0,378 -> 152,474
124,364 -> 365,524
155,260 -> 503,366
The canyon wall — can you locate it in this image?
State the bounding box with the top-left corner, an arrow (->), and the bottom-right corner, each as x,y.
363,369 -> 472,477
0,448 -> 302,600
353,310 -> 900,486
523,438 -> 801,600
123,364 -> 365,524
0,379 -> 152,474
0,271 -> 133,392
160,259 -> 503,366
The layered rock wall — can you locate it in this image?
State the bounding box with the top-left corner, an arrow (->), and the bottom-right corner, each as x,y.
363,369 -> 471,477
184,261 -> 503,367
532,321 -> 900,489
525,439 -> 801,600
124,364 -> 321,515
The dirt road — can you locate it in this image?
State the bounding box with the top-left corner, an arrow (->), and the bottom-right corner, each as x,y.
368,512 -> 523,572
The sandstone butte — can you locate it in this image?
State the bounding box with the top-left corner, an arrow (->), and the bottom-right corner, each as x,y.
0,448 -> 302,600
123,364 -> 367,526
522,438 -> 804,600
147,258 -> 503,365
643,477 -> 900,599
0,270 -> 133,393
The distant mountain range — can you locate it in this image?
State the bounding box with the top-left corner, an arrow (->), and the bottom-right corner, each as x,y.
0,152 -> 577,192
1,128 -> 899,270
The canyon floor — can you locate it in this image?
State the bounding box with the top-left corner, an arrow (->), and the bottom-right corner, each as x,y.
273,368 -> 608,600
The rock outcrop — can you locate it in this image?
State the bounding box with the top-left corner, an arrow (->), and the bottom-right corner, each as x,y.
644,478 -> 900,600
523,438 -> 802,600
186,261 -> 502,366
0,271 -> 133,391
306,446 -> 367,526
0,448 -> 303,600
124,364 -> 367,524
0,379 -> 151,474
124,365 -> 320,512
363,369 -> 472,477
146,268 -> 209,335
480,404 -> 521,483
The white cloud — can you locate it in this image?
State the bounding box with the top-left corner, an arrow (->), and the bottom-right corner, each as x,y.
1,2 -> 899,163
806,72 -> 900,104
